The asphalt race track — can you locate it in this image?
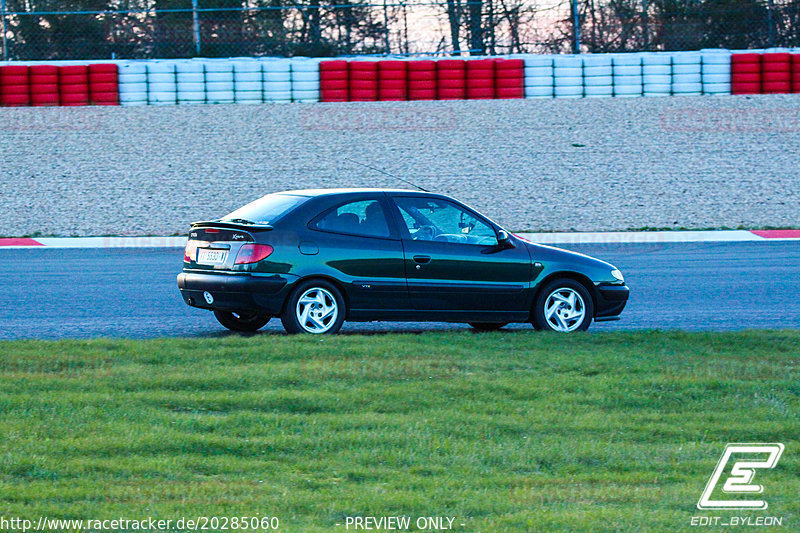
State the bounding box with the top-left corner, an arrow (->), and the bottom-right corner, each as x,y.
2,241 -> 799,340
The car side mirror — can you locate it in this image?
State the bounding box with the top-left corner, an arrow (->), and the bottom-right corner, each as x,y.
497,230 -> 512,248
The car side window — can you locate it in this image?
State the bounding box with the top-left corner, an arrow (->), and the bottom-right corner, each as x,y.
313,200 -> 391,238
393,197 -> 497,245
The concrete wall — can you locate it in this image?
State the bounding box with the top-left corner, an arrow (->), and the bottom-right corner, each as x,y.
1,95 -> 798,236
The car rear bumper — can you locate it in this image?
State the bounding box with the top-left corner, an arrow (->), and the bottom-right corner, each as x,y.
177,271 -> 295,315
595,283 -> 629,320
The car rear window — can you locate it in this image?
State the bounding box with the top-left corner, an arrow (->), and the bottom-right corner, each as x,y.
220,194 -> 308,225
312,199 -> 391,238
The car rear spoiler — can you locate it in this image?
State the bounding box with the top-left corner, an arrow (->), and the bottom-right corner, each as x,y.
190,220 -> 275,232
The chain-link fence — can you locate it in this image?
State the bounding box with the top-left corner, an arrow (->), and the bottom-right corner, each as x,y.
1,0 -> 799,61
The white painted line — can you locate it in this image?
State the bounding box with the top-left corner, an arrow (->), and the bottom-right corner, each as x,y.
37,236 -> 188,248
0,236 -> 187,249
516,230 -> 763,244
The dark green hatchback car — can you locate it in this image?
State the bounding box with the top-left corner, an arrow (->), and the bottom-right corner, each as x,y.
178,188 -> 628,334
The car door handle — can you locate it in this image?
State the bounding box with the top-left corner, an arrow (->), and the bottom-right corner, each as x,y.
413,255 -> 431,264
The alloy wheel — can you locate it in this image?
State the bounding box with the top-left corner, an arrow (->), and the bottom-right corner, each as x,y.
295,287 -> 338,333
544,287 -> 586,332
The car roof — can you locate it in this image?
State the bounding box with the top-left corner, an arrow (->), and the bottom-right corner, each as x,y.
277,188 -> 445,198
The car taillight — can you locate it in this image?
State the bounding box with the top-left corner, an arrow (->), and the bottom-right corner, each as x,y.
235,244 -> 274,264
184,240 -> 198,262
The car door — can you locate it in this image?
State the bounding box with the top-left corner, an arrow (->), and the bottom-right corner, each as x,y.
388,195 -> 531,314
307,195 -> 411,316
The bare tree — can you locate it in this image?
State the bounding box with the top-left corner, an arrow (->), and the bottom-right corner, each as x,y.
468,0 -> 484,53
496,0 -> 522,52
446,0 -> 462,54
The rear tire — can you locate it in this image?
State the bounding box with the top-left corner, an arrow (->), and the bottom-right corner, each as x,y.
281,280 -> 346,334
469,322 -> 508,332
213,310 -> 271,332
533,279 -> 594,332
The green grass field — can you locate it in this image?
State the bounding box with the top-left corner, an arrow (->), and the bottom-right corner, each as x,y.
1,331 -> 798,532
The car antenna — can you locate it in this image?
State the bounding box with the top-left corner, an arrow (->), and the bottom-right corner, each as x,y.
343,157 -> 429,192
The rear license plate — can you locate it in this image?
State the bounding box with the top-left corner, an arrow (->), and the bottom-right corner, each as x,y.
197,249 -> 227,265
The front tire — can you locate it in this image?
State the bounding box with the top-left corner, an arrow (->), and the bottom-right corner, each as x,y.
533,279 -> 593,332
213,310 -> 271,332
281,280 -> 346,334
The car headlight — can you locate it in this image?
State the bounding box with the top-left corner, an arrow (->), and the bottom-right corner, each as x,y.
611,269 -> 624,282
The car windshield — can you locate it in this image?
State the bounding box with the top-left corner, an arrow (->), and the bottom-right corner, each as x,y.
220,194 -> 307,225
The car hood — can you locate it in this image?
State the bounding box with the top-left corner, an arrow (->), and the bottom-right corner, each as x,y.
517,237 -> 618,273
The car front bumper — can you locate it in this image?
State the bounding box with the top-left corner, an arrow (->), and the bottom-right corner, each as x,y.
177,271 -> 296,315
594,283 -> 629,321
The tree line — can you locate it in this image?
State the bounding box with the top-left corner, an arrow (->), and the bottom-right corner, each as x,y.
1,0 -> 798,60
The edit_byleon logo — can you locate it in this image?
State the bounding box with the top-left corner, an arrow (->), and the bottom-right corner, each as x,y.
697,443 -> 785,510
